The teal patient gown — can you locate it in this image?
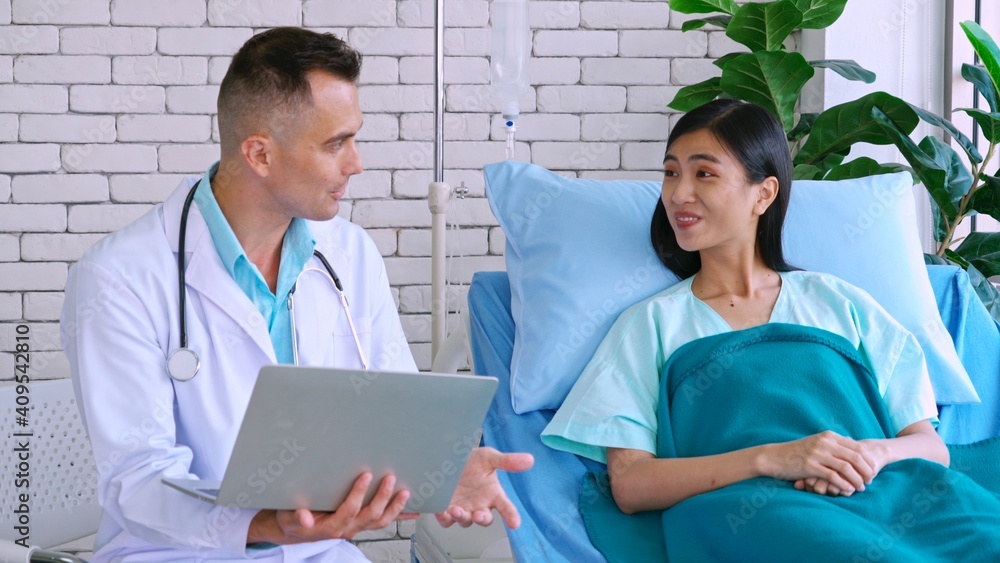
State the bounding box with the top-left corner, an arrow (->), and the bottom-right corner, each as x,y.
582,323 -> 1000,562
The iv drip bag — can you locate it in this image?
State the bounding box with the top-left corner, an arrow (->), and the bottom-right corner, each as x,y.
491,0 -> 530,121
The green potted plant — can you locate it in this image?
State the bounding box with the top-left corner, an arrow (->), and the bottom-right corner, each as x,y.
667,0 -> 1000,319
873,21 -> 1000,319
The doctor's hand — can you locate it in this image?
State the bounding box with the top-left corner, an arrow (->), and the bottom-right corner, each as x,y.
247,472 -> 417,545
436,447 -> 534,530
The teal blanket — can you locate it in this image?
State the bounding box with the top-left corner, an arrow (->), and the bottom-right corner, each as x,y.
581,324 -> 1000,562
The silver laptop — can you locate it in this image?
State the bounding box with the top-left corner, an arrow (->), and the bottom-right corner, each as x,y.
163,366 -> 498,514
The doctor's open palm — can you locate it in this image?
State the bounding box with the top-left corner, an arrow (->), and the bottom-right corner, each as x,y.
246,447 -> 534,544
436,446 -> 535,529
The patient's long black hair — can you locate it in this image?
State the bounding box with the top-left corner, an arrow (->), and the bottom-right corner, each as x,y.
650,99 -> 795,279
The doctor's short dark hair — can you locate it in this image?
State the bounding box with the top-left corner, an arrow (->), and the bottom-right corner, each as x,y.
650,98 -> 795,280
217,27 -> 363,151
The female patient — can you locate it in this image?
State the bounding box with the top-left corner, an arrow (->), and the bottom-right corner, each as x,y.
542,99 -> 1000,561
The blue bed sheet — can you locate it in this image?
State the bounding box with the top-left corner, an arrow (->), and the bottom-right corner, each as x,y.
932,265 -> 1000,443
468,265 -> 1000,561
469,272 -> 606,563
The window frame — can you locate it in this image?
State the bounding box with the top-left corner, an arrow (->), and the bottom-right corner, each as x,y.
946,0 -> 999,235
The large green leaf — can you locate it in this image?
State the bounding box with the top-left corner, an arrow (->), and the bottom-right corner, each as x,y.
713,52 -> 743,70
918,136 -> 974,208
792,0 -> 848,29
928,198 -> 951,243
822,157 -> 903,181
668,77 -> 723,112
795,92 -> 918,166
964,262 -> 1000,324
816,149 -> 849,174
955,232 -> 1000,278
669,0 -> 739,16
682,15 -> 733,31
924,253 -> 950,266
726,1 -> 802,52
961,21 -> 1000,97
909,103 -> 983,164
959,108 -> 1000,144
870,107 -> 957,217
792,164 -> 823,180
972,173 -> 1000,223
787,112 -> 817,142
719,51 -> 814,131
809,59 -> 876,83
943,249 -> 971,269
936,219 -> 951,244
928,254 -> 1000,322
963,63 -> 1000,113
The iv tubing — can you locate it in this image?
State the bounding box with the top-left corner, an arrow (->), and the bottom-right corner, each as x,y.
505,120 -> 516,160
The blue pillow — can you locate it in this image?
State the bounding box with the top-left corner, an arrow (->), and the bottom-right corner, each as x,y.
485,162 -> 978,414
484,161 -> 678,413
784,172 -> 977,405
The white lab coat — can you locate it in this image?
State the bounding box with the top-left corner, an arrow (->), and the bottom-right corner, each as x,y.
62,176 -> 417,562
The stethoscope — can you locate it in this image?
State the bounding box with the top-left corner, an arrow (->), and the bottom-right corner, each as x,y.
166,183 -> 369,382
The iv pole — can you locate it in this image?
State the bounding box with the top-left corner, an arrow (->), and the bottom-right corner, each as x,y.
428,0 -> 451,361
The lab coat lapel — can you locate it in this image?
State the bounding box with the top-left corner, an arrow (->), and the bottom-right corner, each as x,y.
292,240 -> 345,366
162,181 -> 277,364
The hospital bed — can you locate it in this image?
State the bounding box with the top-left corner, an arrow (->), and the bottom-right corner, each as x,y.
441,161 -> 1000,562
463,265 -> 1000,562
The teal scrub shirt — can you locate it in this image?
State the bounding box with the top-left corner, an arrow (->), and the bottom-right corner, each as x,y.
194,162 -> 316,365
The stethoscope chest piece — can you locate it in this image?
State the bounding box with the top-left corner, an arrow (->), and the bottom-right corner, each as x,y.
167,347 -> 200,382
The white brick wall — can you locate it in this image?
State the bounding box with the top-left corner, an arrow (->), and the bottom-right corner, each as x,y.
61,143 -> 157,173
0,84 -> 67,112
0,3 -> 734,559
60,27 -> 157,55
14,54 -> 111,83
0,25 -> 59,54
529,2 -> 581,29
157,27 -> 254,56
112,55 -> 209,84
0,55 -> 12,81
207,0 -> 302,27
0,142 -> 60,171
20,114 -> 116,143
111,0 -> 207,26
70,84 -> 166,113
535,30 -> 618,56
11,0 -> 110,25
0,233 -> 18,260
23,291 -> 64,320
11,173 -> 108,202
580,2 -> 671,29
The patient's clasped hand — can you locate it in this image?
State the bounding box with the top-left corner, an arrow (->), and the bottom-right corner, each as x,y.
541,99 -> 1000,561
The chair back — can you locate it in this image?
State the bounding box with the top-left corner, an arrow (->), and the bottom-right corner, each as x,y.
0,379 -> 101,548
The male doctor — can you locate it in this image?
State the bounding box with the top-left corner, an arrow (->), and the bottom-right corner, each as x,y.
62,27 -> 532,562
